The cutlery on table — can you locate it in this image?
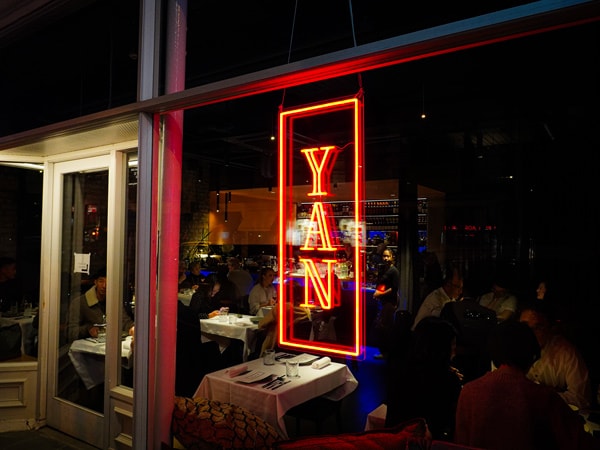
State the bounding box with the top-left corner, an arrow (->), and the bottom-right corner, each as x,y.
261,375 -> 284,389
270,380 -> 291,390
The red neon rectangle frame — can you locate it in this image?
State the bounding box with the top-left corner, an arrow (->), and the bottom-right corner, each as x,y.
278,96 -> 365,358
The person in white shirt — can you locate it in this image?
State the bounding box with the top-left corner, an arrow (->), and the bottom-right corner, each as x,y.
519,306 -> 592,411
478,276 -> 518,323
248,267 -> 277,316
412,266 -> 463,331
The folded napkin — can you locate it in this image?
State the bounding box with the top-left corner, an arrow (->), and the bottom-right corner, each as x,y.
311,357 -> 331,369
227,364 -> 248,377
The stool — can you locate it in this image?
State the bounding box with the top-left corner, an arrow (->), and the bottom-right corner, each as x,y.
286,396 -> 343,435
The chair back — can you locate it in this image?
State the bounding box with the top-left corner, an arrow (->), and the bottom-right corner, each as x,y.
248,327 -> 269,360
176,302 -> 223,396
238,294 -> 250,315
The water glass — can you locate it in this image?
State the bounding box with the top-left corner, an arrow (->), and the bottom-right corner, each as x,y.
218,311 -> 228,322
285,360 -> 300,377
97,325 -> 106,343
263,349 -> 275,365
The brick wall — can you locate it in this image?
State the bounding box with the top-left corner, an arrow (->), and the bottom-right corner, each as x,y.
179,164 -> 210,262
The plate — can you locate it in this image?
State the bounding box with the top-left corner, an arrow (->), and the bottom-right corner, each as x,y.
277,353 -> 320,365
235,370 -> 272,384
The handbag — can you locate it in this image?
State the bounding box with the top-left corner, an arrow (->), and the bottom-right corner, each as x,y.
0,322 -> 22,361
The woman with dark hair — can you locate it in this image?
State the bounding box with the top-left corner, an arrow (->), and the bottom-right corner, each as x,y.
520,277 -> 570,332
385,316 -> 463,441
188,274 -> 220,320
189,267 -> 238,316
533,278 -> 571,326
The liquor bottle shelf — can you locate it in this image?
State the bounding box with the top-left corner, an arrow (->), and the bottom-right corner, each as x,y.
296,198 -> 429,249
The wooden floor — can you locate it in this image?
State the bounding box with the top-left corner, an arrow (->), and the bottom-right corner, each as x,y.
0,426 -> 98,450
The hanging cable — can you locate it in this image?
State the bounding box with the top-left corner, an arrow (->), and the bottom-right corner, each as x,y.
349,0 -> 358,47
281,0 -> 364,106
280,0 -> 299,108
287,0 -> 298,65
349,0 -> 363,91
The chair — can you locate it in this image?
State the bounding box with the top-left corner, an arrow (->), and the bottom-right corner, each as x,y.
441,299 -> 496,381
220,339 -> 244,367
176,302 -> 223,397
389,309 -> 413,360
285,396 -> 344,436
248,326 -> 268,361
293,319 -> 313,341
312,315 -> 337,342
238,294 -> 250,315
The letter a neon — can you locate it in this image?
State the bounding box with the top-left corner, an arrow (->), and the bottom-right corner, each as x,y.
300,202 -> 335,251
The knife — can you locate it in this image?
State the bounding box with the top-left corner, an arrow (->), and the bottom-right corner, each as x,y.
270,380 -> 291,390
261,375 -> 283,389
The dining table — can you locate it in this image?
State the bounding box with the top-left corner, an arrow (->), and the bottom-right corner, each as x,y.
199,314 -> 259,361
364,403 -> 387,430
68,335 -> 133,390
0,314 -> 35,356
193,353 -> 358,438
177,291 -> 194,306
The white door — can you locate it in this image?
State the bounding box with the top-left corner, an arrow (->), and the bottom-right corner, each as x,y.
44,154 -> 134,448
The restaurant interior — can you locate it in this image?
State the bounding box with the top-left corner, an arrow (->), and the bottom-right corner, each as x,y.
174,20 -> 599,313
2,0 -> 600,378
0,0 -> 599,445
1,3 -> 597,306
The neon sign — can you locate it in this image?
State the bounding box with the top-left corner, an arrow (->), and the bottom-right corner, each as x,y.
278,95 -> 365,358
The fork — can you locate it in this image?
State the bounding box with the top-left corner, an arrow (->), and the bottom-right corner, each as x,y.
262,375 -> 285,389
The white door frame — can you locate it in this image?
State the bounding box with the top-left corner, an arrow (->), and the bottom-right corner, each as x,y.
41,152 -> 131,449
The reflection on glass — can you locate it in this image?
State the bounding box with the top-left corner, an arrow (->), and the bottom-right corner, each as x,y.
55,152 -> 138,413
57,169 -> 109,413
122,152 -> 137,388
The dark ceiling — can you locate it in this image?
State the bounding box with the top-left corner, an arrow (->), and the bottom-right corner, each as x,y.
0,1 -> 598,199
178,22 -> 598,197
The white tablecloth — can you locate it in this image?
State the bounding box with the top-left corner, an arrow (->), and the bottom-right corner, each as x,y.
177,291 -> 194,306
199,315 -> 259,361
68,336 -> 133,390
193,355 -> 358,438
364,403 -> 387,430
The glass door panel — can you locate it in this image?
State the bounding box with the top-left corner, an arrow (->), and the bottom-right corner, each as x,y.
58,168 -> 109,411
45,153 -> 137,447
